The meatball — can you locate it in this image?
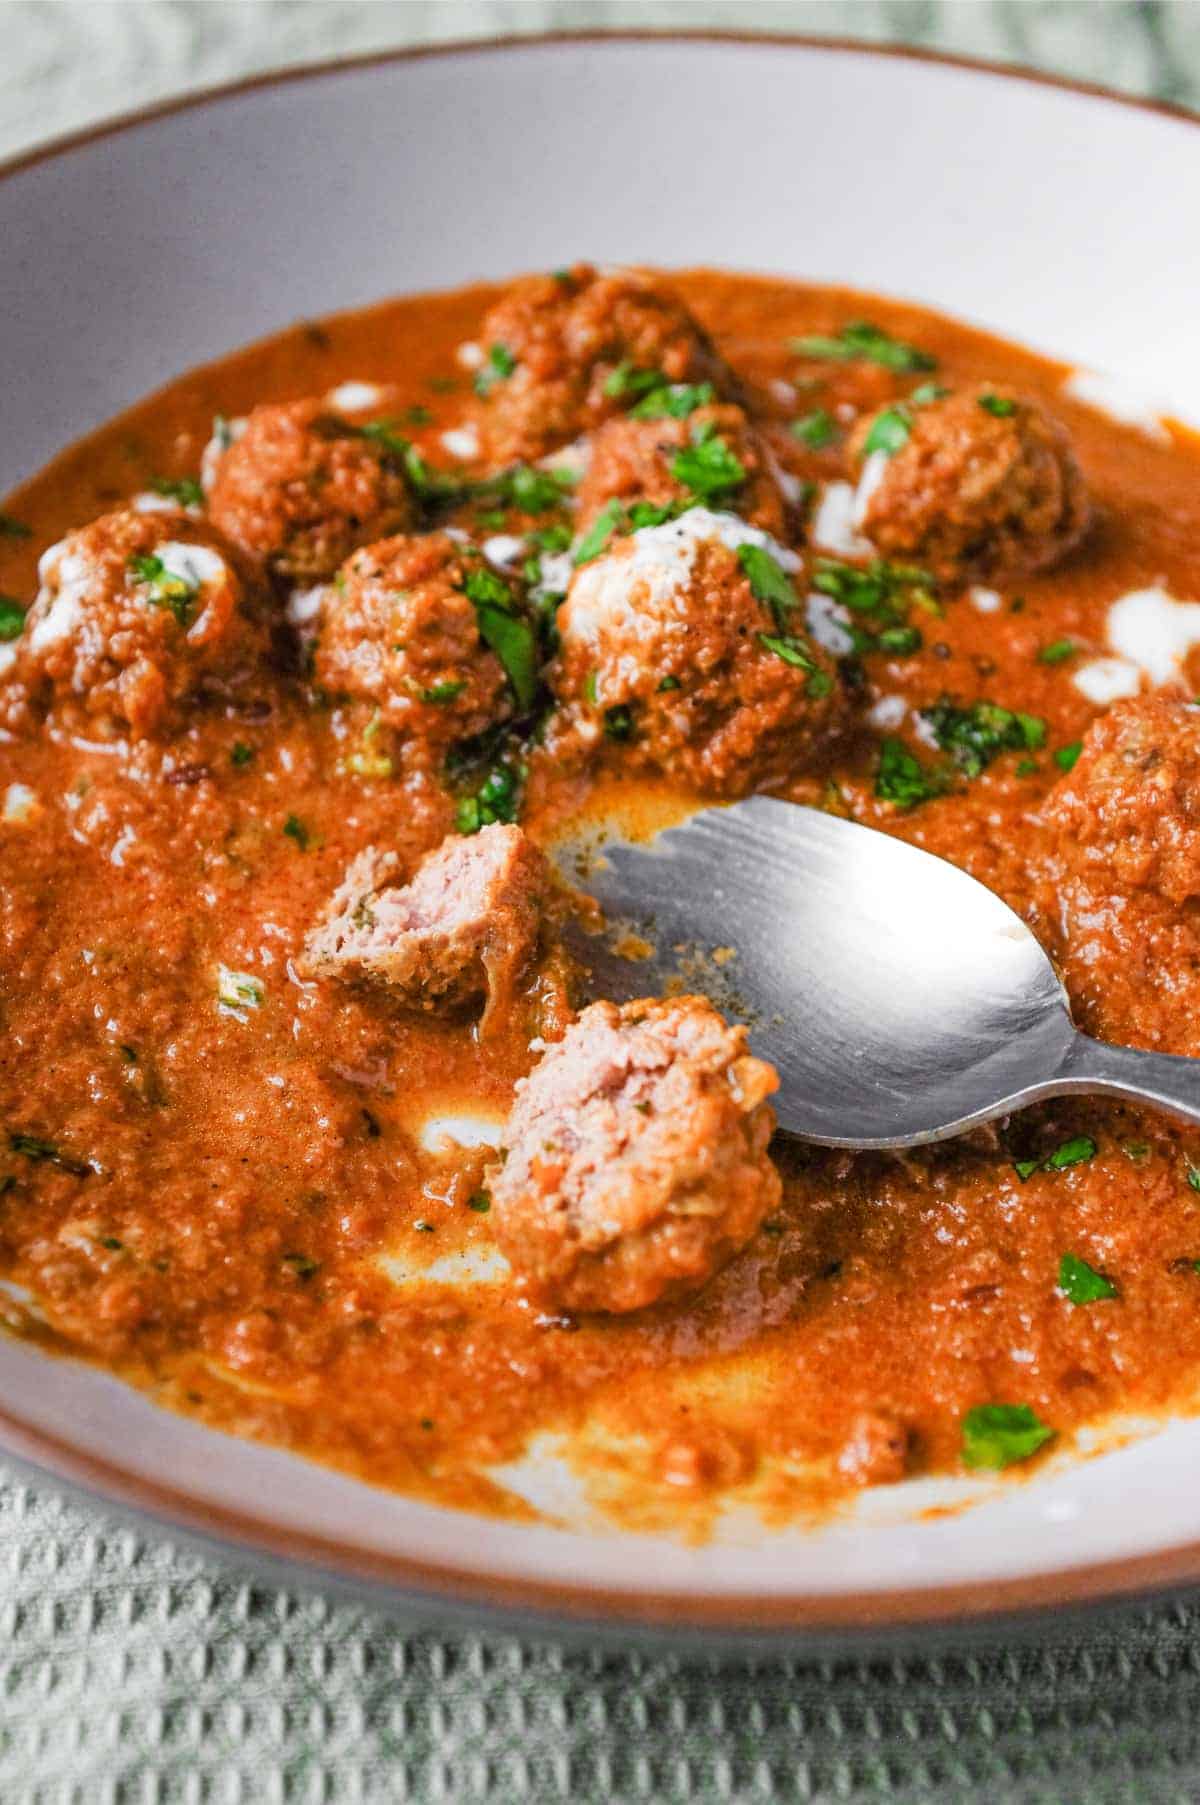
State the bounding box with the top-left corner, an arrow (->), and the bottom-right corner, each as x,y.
2,506 -> 265,741
835,1411 -> 911,1487
575,402 -> 790,539
302,824 -> 550,1032
490,995 -> 780,1314
848,386 -> 1090,583
315,532 -> 516,750
1042,696 -> 1200,906
550,508 -> 842,795
206,398 -> 417,583
476,264 -> 732,464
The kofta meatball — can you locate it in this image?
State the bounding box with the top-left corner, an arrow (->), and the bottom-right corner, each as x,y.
550,509 -> 841,795
1042,696 -> 1200,906
476,263 -> 733,464
489,995 -> 780,1314
315,532 -> 516,750
575,402 -> 790,539
848,386 -> 1090,583
302,824 -> 551,1032
206,398 -> 417,583
1,506 -> 265,741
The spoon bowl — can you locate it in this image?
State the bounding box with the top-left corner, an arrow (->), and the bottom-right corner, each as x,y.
562,798 -> 1200,1147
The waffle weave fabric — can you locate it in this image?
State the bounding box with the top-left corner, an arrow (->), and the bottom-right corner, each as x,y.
4,4 -> 1200,1801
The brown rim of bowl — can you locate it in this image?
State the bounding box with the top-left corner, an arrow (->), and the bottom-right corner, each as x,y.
1,30 -> 1198,1642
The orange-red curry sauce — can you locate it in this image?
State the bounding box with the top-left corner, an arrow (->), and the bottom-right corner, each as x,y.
3,272 -> 1200,1537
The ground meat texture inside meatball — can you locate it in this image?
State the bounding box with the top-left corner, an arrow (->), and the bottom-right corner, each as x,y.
835,1411 -> 911,1487
1042,696 -> 1200,905
489,995 -> 781,1314
551,507 -> 841,795
848,385 -> 1090,584
475,263 -> 734,464
302,823 -> 551,1033
314,531 -> 518,752
1,506 -> 266,740
575,402 -> 791,539
206,398 -> 417,583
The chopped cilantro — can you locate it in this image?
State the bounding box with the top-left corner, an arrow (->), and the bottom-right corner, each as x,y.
670,424 -> 746,504
922,700 -> 1045,778
282,1252 -> 320,1280
529,523 -> 572,554
403,404 -> 434,426
630,381 -> 715,420
792,320 -> 936,373
573,499 -> 626,566
961,1403 -> 1054,1471
863,405 -> 912,457
1058,1252 -> 1117,1304
1016,758 -> 1039,778
230,742 -> 254,768
908,382 -> 950,405
492,463 -> 575,514
758,633 -> 832,695
360,422 -> 468,502
283,814 -> 309,850
151,475 -> 204,508
1039,639 -> 1076,665
603,704 -> 635,741
1187,1163 -> 1200,1194
467,1191 -> 491,1214
626,499 -> 687,530
875,738 -> 945,809
420,679 -> 467,704
1122,1141 -> 1151,1162
1014,1135 -> 1097,1181
463,568 -> 538,711
979,394 -> 1017,418
0,513 -> 31,539
217,966 -> 264,1012
1055,741 -> 1083,773
473,342 -> 516,398
8,1131 -> 92,1177
876,625 -> 923,656
738,543 -> 797,627
790,409 -> 837,449
658,674 -> 681,692
127,552 -> 198,628
455,762 -> 523,835
603,362 -> 664,400
0,597 -> 26,641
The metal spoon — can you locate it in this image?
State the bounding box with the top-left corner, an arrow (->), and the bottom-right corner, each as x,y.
561,796 -> 1200,1148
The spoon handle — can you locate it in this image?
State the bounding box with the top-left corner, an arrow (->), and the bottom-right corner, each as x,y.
1058,1032 -> 1200,1130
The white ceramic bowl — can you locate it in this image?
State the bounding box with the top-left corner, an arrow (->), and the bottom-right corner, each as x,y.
3,35 -> 1200,1645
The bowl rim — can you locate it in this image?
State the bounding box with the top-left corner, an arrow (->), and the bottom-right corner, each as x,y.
2,27 -> 1199,1643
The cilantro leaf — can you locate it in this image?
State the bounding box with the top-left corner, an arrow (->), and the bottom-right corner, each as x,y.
1039,639 -> 1076,665
0,514 -> 31,539
738,543 -> 797,628
862,405 -> 912,456
474,343 -> 516,398
979,394 -> 1017,418
1055,741 -> 1083,773
573,499 -> 626,566
0,597 -> 26,641
875,738 -> 945,809
758,634 -> 832,696
630,381 -> 716,420
126,552 -> 198,628
922,700 -> 1045,778
283,814 -> 309,850
151,476 -> 204,508
1058,1252 -> 1117,1304
792,320 -> 936,373
603,704 -> 635,741
670,425 -> 745,504
8,1130 -> 92,1177
790,409 -> 836,449
463,568 -> 538,711
230,742 -> 254,768
603,362 -> 664,400
455,761 -> 523,834
491,464 -> 576,514
1014,1135 -> 1097,1180
961,1403 -> 1054,1471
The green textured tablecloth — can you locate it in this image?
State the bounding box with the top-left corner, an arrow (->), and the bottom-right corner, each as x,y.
5,5 -> 1200,1800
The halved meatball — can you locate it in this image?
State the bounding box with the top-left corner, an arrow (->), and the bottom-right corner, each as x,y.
301,824 -> 550,1032
476,264 -> 732,464
848,386 -> 1090,584
315,532 -> 515,750
575,402 -> 790,539
489,995 -> 780,1314
1,507 -> 265,741
1042,696 -> 1200,906
206,399 -> 417,583
550,508 -> 841,795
